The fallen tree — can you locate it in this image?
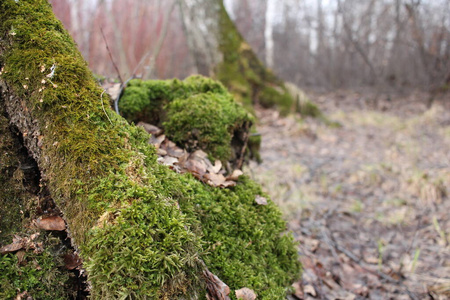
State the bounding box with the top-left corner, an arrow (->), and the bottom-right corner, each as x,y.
0,0 -> 300,299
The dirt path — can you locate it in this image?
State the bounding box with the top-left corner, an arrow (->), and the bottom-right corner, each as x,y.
247,93 -> 450,300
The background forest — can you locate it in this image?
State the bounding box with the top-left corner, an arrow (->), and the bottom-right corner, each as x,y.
49,0 -> 450,93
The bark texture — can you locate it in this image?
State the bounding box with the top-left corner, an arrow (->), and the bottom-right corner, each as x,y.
179,0 -> 295,115
1,1 -> 300,299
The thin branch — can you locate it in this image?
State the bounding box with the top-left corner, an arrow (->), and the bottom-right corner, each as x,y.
100,26 -> 123,84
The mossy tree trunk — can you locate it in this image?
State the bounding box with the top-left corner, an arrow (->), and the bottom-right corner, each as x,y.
1,1 -> 300,299
178,0 -> 295,114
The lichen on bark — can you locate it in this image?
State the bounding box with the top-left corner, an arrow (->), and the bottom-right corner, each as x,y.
0,0 -> 301,299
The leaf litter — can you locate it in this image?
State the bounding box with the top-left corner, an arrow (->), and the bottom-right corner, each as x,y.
139,122 -> 243,188
248,92 -> 450,300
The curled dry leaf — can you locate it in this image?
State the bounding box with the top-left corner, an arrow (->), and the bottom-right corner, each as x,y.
185,159 -> 207,176
205,173 -> 226,187
304,284 -> 317,297
0,233 -> 41,255
204,269 -> 231,300
137,122 -> 163,135
35,215 -> 66,231
64,252 -> 82,270
227,169 -> 243,181
149,134 -> 166,148
0,236 -> 25,254
209,160 -> 222,174
235,287 -> 257,300
255,195 -> 268,205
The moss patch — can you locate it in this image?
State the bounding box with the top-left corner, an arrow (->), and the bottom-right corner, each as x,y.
0,0 -> 300,298
120,76 -> 254,162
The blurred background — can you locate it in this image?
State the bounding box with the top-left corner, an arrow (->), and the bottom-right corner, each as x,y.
49,0 -> 450,93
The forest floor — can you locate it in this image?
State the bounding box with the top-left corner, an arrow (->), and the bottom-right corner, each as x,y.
246,91 -> 450,300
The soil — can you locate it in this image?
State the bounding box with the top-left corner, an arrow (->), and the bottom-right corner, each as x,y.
247,91 -> 450,300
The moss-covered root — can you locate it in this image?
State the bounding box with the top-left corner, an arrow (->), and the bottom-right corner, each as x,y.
0,0 -> 300,298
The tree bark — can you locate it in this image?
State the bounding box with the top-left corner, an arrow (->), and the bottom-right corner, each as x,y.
0,0 -> 300,299
178,0 -> 295,114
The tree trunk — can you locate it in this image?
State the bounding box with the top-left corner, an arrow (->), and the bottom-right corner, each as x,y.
178,0 -> 295,114
0,1 -> 300,299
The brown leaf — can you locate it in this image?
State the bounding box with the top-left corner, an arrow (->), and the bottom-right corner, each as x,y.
167,147 -> 186,158
205,173 -> 227,187
235,287 -> 257,300
304,284 -> 317,297
35,216 -> 66,231
204,269 -> 231,300
0,236 -> 25,254
208,160 -> 222,174
137,122 -> 163,135
255,195 -> 268,205
149,134 -> 166,148
227,169 -> 243,181
220,181 -> 237,188
159,156 -> 179,167
64,252 -> 82,270
185,159 -> 207,176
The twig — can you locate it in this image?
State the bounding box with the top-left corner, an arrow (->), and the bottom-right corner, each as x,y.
100,26 -> 123,84
100,90 -> 113,125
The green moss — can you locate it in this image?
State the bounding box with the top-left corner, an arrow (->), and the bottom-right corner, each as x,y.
0,248 -> 71,299
120,76 -> 254,162
164,93 -> 250,161
215,3 -> 294,115
0,1 -> 300,298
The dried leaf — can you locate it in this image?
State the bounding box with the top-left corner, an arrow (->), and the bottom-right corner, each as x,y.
209,160 -> 222,174
64,252 -> 82,270
205,173 -> 227,187
160,156 -> 179,167
227,169 -> 243,181
137,122 -> 163,135
149,134 -> 166,148
35,216 -> 66,231
304,284 -> 317,297
0,237 -> 25,254
235,287 -> 257,300
220,181 -> 237,188
185,159 -> 207,176
255,195 -> 268,205
167,147 -> 186,158
157,148 -> 167,156
192,149 -> 208,159
204,269 -> 231,300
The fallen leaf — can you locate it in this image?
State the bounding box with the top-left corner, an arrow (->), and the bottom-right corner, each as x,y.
0,236 -> 25,254
149,134 -> 166,148
205,173 -> 227,187
209,160 -> 222,174
227,169 -> 243,181
292,282 -> 304,299
35,216 -> 66,231
235,287 -> 257,300
255,195 -> 268,205
137,122 -> 163,135
64,252 -> 82,270
304,284 -> 317,297
160,156 -> 179,167
220,181 -> 237,188
185,159 -> 207,176
204,269 -> 231,300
